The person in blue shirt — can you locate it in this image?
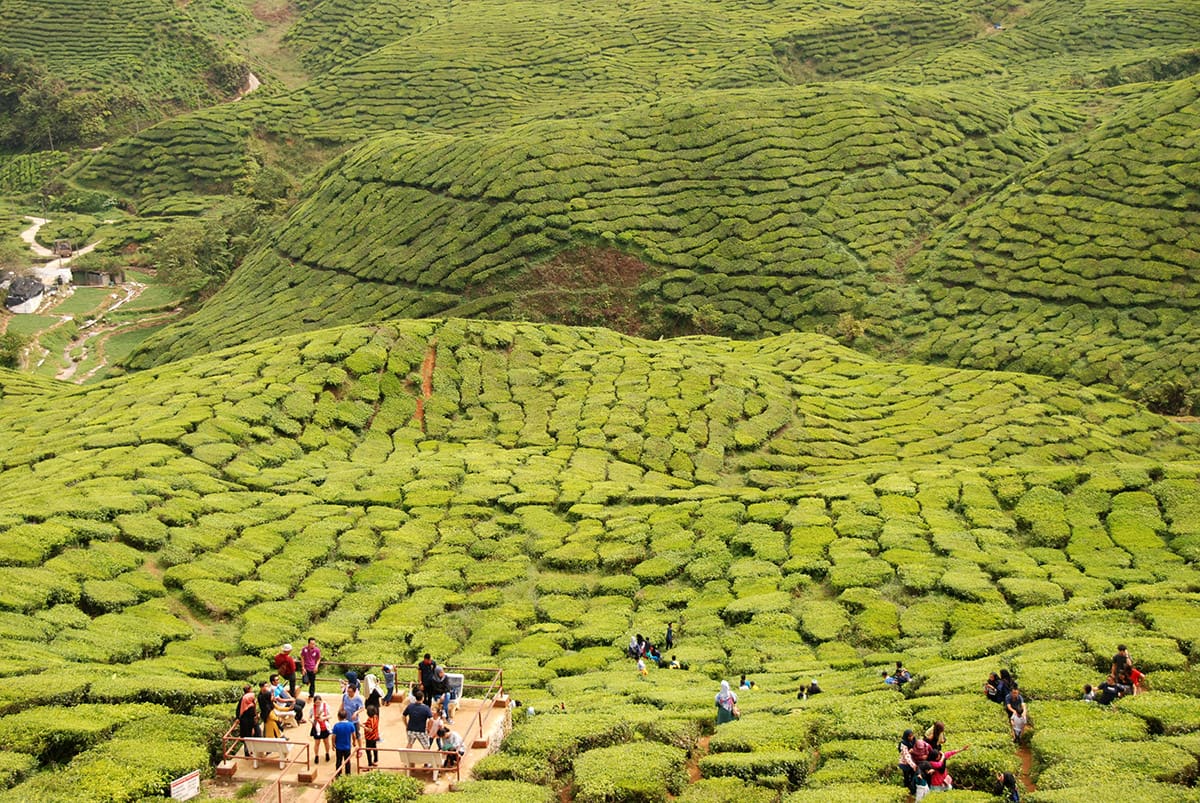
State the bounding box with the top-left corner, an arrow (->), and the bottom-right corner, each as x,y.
331,711 -> 356,776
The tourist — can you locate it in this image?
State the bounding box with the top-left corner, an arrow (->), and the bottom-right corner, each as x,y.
257,681 -> 274,725
739,674 -> 755,690
928,745 -> 969,790
436,726 -> 465,767
628,634 -> 640,658
263,705 -> 284,739
924,721 -> 947,751
898,729 -> 919,794
425,699 -> 445,745
1096,675 -> 1123,705
914,761 -> 935,800
274,643 -> 297,698
637,656 -> 648,680
893,661 -> 912,685
364,705 -> 380,767
404,689 -> 434,748
343,669 -> 360,692
272,673 -> 305,724
237,685 -> 258,754
665,622 -> 674,650
427,665 -> 452,721
1111,644 -> 1132,685
669,655 -> 680,669
1082,684 -> 1095,702
331,711 -> 355,776
382,664 -> 396,706
342,682 -> 365,747
1006,686 -> 1028,742
418,653 -> 437,695
715,680 -> 738,724
364,673 -> 383,709
995,770 -> 1021,802
909,732 -> 932,765
985,672 -> 1005,703
300,637 -> 321,698
798,678 -> 821,699
310,694 -> 332,763
648,644 -> 662,666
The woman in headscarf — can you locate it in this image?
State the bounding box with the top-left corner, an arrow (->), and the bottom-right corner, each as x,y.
715,680 -> 738,724
237,685 -> 258,755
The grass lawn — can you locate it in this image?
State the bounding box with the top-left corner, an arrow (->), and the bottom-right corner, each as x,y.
5,314 -> 60,338
52,288 -> 113,317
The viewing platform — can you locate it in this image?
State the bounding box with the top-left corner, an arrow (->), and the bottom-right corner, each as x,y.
214,664 -> 510,802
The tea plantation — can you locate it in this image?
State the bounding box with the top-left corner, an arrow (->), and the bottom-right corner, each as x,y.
47,0 -> 1193,410
0,318 -> 1198,800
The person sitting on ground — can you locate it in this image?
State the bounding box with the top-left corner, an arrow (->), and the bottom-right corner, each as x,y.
436,726 -> 465,767
1006,686 -> 1028,742
404,689 -> 435,749
985,672 -> 1005,703
1082,684 -> 1095,702
893,661 -> 912,685
882,670 -> 898,685
648,644 -> 663,666
739,674 -> 755,690
669,655 -> 680,669
998,669 -> 1015,699
628,634 -> 640,658
803,678 -> 822,698
995,770 -> 1021,802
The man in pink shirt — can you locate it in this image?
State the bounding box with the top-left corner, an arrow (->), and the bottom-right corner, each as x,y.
300,637 -> 322,697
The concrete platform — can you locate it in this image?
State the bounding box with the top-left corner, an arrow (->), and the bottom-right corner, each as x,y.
214,694 -> 511,802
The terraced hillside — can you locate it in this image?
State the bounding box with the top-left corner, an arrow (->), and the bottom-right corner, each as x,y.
0,0 -> 248,142
0,320 -> 1199,800
57,0 -> 1195,411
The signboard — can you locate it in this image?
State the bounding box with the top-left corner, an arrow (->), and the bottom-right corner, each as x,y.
170,770 -> 200,801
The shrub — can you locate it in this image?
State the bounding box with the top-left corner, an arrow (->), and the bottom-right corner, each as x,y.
328,772 -> 423,803
502,711 -> 635,774
783,784 -> 907,802
471,751 -> 555,784
0,702 -> 166,763
676,777 -> 779,803
447,780 -> 556,803
699,750 -> 810,789
572,742 -> 687,803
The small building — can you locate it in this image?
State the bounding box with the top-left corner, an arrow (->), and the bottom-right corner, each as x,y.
5,275 -> 45,314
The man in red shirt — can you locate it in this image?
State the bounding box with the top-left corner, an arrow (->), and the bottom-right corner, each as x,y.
275,643 -> 297,698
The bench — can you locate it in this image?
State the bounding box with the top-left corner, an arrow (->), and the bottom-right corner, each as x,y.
274,707 -> 298,728
241,737 -> 291,769
379,748 -> 458,781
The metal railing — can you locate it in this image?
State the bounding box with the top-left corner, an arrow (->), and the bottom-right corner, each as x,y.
220,722 -> 312,803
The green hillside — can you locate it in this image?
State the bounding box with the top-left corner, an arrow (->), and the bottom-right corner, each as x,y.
0,319 -> 1199,799
50,0 -> 1193,410
0,0 -> 249,149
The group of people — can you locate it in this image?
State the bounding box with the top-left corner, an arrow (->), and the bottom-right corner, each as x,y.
630,624 -> 685,678
982,669 -> 1028,742
898,722 -> 970,799
882,661 -> 913,687
234,643 -> 466,778
1083,644 -> 1146,704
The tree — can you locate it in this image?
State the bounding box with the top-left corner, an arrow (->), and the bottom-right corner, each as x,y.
0,332 -> 26,369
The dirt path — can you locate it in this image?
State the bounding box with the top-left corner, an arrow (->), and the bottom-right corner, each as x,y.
1016,743 -> 1036,792
685,735 -> 711,783
19,216 -> 102,268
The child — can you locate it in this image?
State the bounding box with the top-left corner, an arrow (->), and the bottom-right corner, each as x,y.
364,705 -> 380,766
382,664 -> 396,706
331,710 -> 355,776
310,694 -> 332,763
425,700 -> 445,745
637,656 -> 648,679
